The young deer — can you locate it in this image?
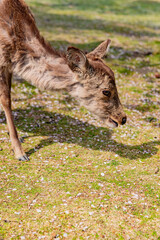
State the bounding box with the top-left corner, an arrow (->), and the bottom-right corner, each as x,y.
0,0 -> 127,161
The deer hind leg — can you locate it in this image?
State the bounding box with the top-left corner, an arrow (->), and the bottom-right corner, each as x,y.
0,67 -> 29,161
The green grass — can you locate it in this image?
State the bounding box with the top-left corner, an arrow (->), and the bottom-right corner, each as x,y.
0,0 -> 160,239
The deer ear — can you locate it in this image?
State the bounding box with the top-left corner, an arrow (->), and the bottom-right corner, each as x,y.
66,47 -> 87,72
87,39 -> 111,59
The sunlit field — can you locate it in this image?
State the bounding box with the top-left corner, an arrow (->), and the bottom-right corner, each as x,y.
0,0 -> 160,239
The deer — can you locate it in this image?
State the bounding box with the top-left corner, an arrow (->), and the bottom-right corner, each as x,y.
0,0 -> 127,161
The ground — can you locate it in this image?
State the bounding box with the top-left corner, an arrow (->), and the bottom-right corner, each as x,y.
0,0 -> 160,239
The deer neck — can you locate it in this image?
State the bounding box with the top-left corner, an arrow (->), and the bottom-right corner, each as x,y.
12,42 -> 77,92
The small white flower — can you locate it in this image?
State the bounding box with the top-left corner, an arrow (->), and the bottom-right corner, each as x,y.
91,204 -> 96,208
65,210 -> 69,214
77,193 -> 82,197
101,173 -> 105,176
15,212 -> 20,215
36,209 -> 41,213
83,226 -> 88,231
20,237 -> 25,240
89,212 -> 94,216
63,233 -> 68,237
132,193 -> 139,199
98,183 -> 104,187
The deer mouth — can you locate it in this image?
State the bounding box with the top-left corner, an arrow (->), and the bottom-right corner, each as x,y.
108,118 -> 118,128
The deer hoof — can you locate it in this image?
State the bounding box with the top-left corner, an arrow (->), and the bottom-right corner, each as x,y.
19,137 -> 24,143
18,155 -> 29,161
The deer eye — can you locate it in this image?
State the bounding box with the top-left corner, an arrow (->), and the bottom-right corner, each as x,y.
102,90 -> 111,97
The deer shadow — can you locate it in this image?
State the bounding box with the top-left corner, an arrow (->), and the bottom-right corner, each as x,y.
1,106 -> 158,160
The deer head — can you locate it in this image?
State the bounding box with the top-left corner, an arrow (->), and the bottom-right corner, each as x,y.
66,39 -> 127,128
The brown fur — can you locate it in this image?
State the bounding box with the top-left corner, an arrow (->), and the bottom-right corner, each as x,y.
0,0 -> 126,160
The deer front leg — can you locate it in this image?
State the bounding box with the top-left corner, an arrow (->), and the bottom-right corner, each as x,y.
0,71 -> 29,161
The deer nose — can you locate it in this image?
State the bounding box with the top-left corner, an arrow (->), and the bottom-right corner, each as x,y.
121,116 -> 127,125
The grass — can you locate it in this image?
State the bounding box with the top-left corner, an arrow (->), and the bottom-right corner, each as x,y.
0,0 -> 160,239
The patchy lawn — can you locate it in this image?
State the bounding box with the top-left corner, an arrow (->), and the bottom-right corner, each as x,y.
0,0 -> 160,239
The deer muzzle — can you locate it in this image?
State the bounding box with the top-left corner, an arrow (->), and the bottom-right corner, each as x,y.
106,114 -> 127,128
